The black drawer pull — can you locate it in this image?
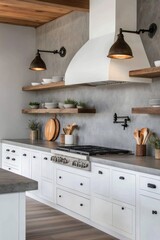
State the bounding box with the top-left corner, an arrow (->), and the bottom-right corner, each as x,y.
152,210 -> 157,215
44,157 -> 48,160
59,195 -> 62,198
80,203 -> 83,207
119,176 -> 125,180
23,154 -> 27,157
98,171 -> 103,174
122,207 -> 125,210
6,149 -> 10,152
11,150 -> 15,153
80,183 -> 83,186
33,156 -> 36,159
8,168 -> 11,170
59,176 -> 62,179
6,157 -> 10,160
12,158 -> 16,161
147,183 -> 156,189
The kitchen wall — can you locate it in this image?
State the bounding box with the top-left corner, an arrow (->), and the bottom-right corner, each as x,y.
0,24 -> 35,165
35,4 -> 160,154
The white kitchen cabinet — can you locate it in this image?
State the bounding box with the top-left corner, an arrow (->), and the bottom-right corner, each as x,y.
56,169 -> 90,195
91,196 -> 112,227
41,153 -> 54,202
57,188 -> 90,218
139,195 -> 160,240
111,169 -> 136,205
21,148 -> 31,178
113,203 -> 135,237
140,176 -> 160,195
31,151 -> 41,197
91,164 -> 110,198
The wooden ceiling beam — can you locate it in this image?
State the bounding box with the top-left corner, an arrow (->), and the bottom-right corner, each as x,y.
0,16 -> 41,27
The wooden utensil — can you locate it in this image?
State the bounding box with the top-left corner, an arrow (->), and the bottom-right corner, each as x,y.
52,118 -> 60,141
134,129 -> 141,145
44,119 -> 56,141
141,128 -> 149,145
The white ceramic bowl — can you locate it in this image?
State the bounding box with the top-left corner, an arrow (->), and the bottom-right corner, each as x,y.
45,102 -> 58,109
42,78 -> 52,84
149,99 -> 160,107
52,76 -> 64,82
64,104 -> 75,109
154,60 -> 160,67
31,82 -> 41,86
58,102 -> 64,109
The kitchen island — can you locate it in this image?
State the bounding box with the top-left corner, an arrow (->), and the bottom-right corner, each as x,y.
0,168 -> 38,240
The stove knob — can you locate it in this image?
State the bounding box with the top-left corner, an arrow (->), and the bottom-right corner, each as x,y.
78,161 -> 82,168
57,157 -> 63,162
51,156 -> 57,162
72,160 -> 78,166
62,158 -> 68,164
82,162 -> 89,168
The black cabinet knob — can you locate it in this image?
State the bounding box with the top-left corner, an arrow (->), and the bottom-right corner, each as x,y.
33,156 -> 36,159
59,195 -> 62,198
147,183 -> 156,189
12,158 -> 16,161
44,157 -> 48,160
80,183 -> 83,186
122,207 -> 125,210
11,150 -> 15,153
80,203 -> 83,207
98,170 -> 103,174
23,154 -> 27,157
6,157 -> 10,160
119,176 -> 125,180
59,176 -> 62,179
6,149 -> 10,152
152,210 -> 157,215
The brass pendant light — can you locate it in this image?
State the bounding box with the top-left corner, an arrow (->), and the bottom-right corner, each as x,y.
107,23 -> 157,60
29,47 -> 66,71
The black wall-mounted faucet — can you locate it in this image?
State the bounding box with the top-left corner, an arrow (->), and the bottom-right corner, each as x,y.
113,113 -> 130,130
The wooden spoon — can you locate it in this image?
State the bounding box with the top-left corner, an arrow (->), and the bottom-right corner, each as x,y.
141,128 -> 148,145
134,130 -> 141,145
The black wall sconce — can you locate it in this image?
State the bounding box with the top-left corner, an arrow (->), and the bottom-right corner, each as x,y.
113,113 -> 130,130
29,46 -> 66,71
107,23 -> 157,59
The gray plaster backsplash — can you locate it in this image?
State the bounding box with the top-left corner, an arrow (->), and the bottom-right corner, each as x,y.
35,6 -> 160,154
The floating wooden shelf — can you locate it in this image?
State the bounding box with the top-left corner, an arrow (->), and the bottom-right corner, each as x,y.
132,107 -> 160,114
129,67 -> 160,78
22,108 -> 96,114
22,81 -> 90,91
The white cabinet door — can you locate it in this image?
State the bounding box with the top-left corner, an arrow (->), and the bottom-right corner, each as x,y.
41,153 -> 54,202
31,151 -> 41,196
111,170 -> 136,205
57,188 -> 90,218
113,203 -> 134,236
91,164 -> 110,198
21,148 -> 31,178
140,195 -> 160,240
91,197 -> 112,227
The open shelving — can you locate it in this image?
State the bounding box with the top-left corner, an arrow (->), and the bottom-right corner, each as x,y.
132,107 -> 160,114
22,108 -> 96,114
129,66 -> 160,78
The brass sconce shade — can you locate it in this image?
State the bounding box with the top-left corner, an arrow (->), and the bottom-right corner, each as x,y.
107,32 -> 133,59
107,23 -> 157,60
29,47 -> 66,71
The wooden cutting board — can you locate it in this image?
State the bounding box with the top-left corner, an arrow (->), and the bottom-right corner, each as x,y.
44,119 -> 56,141
53,118 -> 60,141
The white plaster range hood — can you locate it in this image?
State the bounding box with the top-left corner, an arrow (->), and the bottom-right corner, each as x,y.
65,0 -> 152,85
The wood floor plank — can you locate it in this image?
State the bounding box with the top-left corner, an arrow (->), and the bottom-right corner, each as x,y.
26,197 -> 118,240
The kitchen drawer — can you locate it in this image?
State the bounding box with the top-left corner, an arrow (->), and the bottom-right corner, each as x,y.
3,153 -> 20,168
111,170 -> 136,205
3,164 -> 21,175
2,144 -> 20,155
140,176 -> 160,195
91,196 -> 112,227
57,188 -> 90,218
91,164 -> 110,198
41,179 -> 53,202
57,169 -> 90,195
113,203 -> 134,236
21,149 -> 31,178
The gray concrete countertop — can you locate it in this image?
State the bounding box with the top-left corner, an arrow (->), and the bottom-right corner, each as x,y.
91,154 -> 160,176
2,139 -> 59,152
0,168 -> 38,194
2,139 -> 160,176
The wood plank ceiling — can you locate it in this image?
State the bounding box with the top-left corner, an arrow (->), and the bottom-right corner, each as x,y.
0,0 -> 89,27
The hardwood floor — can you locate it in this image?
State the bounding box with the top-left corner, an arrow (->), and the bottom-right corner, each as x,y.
26,197 -> 118,240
